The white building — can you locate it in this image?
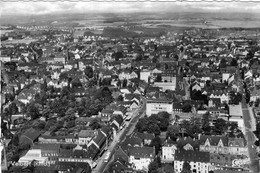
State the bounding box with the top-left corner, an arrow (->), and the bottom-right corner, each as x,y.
153,79 -> 176,92
174,150 -> 210,173
78,130 -> 96,145
18,149 -> 48,165
162,140 -> 177,163
229,104 -> 244,129
146,98 -> 173,116
140,70 -> 151,83
129,146 -> 155,171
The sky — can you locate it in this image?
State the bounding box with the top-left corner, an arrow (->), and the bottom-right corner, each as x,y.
1,1 -> 260,16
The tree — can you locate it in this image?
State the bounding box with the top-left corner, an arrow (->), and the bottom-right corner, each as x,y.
84,66 -> 94,78
202,112 -> 211,133
181,161 -> 191,173
230,58 -> 238,66
116,95 -> 124,101
157,164 -> 175,173
112,51 -> 124,61
167,125 -> 180,141
8,102 -> 18,115
122,79 -> 127,88
64,120 -> 75,129
71,78 -> 82,88
182,103 -> 192,113
148,159 -> 159,173
214,118 -> 228,134
89,118 -> 101,130
136,117 -> 149,132
149,136 -> 162,155
147,123 -> 161,135
27,103 -> 40,120
219,58 -> 227,68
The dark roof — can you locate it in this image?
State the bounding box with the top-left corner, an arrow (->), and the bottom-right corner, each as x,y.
135,132 -> 154,141
176,137 -> 200,150
78,130 -> 96,138
172,102 -> 183,109
128,146 -> 155,158
86,143 -> 100,160
32,143 -> 60,153
100,125 -> 112,137
21,127 -> 41,141
228,137 -> 246,147
110,157 -> 133,173
122,135 -> 143,148
199,135 -> 228,146
93,130 -> 106,148
175,149 -> 210,162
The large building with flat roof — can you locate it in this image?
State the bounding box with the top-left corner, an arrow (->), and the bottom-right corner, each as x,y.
146,98 -> 173,116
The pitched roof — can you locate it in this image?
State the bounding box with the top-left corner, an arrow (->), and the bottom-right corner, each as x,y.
135,132 -> 155,141
228,137 -> 246,147
86,143 -> 100,160
21,127 -> 41,141
176,137 -> 200,150
129,146 -> 155,159
78,130 -> 96,138
93,130 -> 106,148
199,135 -> 228,146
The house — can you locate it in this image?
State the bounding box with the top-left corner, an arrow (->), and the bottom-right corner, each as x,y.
129,146 -> 155,171
18,149 -> 48,165
153,80 -> 177,92
146,98 -> 173,116
38,131 -> 66,143
109,157 -> 135,173
138,80 -> 148,93
124,94 -> 141,105
176,137 -> 200,151
199,135 -> 247,156
112,105 -> 128,118
250,89 -> 260,102
100,109 -> 114,123
208,98 -> 221,108
140,69 -> 151,83
174,150 -> 210,173
117,101 -> 139,111
162,139 -> 177,163
172,102 -> 183,112
199,135 -> 229,154
229,104 -> 244,129
111,115 -> 124,131
19,128 -> 41,146
78,130 -> 97,145
135,132 -> 155,146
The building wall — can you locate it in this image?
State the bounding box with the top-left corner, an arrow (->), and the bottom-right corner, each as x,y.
140,71 -> 151,83
153,81 -> 176,92
162,146 -> 175,162
174,160 -> 210,173
78,137 -> 92,145
200,145 -> 248,156
146,101 -> 173,116
129,156 -> 152,171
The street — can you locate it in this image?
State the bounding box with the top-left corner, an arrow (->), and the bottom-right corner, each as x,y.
238,69 -> 260,173
92,96 -> 146,173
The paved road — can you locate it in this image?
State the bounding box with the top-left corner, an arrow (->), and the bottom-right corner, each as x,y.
92,97 -> 146,173
237,69 -> 260,173
241,101 -> 259,173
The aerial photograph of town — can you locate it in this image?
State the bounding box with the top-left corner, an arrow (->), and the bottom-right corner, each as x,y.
1,1 -> 260,173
